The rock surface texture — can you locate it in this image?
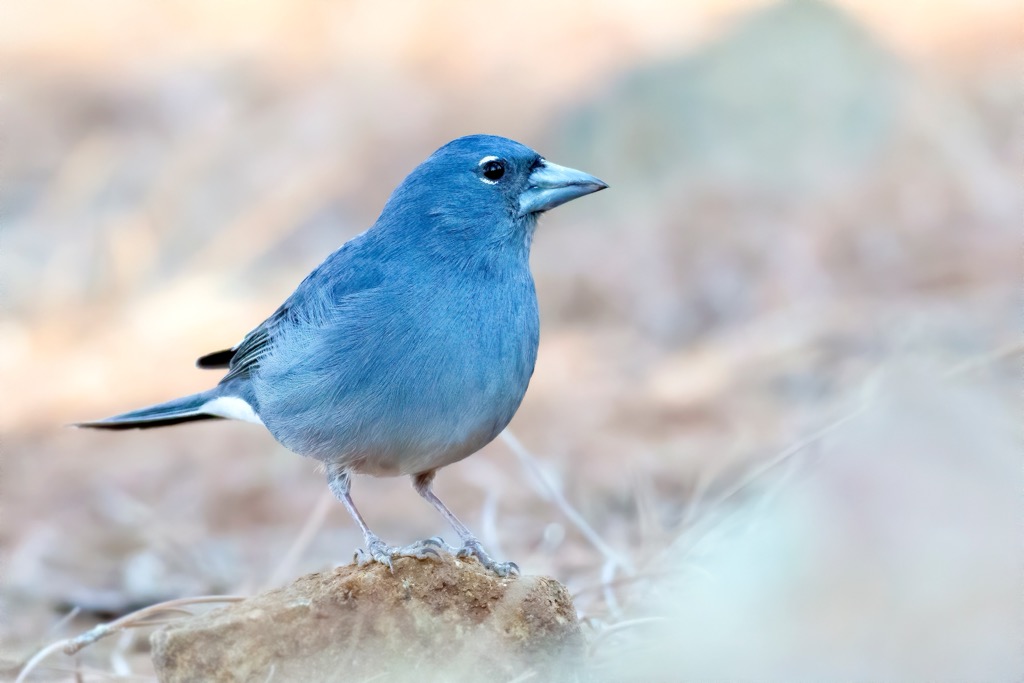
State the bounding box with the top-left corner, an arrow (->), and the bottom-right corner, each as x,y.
151,554 -> 585,682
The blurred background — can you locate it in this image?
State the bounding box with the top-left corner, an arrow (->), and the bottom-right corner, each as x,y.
1,0 -> 1019,680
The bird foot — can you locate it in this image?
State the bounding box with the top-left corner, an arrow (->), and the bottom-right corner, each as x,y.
393,535 -> 457,558
354,534 -> 397,570
354,535 -> 518,576
355,535 -> 454,571
457,538 -> 519,577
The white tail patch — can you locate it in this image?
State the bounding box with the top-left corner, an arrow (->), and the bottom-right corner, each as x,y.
202,396 -> 263,425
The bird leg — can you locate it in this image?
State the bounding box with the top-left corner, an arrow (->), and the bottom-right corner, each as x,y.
327,464 -> 440,570
412,471 -> 519,577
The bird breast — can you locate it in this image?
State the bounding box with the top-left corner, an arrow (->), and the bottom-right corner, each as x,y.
254,268 -> 540,476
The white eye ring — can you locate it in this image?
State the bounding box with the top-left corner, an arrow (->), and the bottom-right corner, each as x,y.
478,156 -> 502,184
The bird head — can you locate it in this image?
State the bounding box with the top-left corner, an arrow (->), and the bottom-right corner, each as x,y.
378,135 -> 607,252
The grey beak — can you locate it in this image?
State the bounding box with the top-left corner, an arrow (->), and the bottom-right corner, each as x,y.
518,160 -> 608,217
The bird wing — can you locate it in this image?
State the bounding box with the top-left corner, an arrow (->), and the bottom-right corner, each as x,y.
195,235 -> 385,383
211,305 -> 293,383
195,303 -> 290,374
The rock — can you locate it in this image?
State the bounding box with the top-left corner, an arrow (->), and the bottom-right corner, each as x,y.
150,554 -> 586,682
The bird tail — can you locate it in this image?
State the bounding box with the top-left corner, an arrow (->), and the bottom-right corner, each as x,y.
77,390 -> 225,430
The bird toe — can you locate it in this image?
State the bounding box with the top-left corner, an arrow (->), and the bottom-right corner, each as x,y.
456,539 -> 519,577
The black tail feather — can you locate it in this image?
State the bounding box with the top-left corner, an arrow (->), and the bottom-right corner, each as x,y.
196,348 -> 235,369
77,413 -> 223,430
77,391 -> 222,430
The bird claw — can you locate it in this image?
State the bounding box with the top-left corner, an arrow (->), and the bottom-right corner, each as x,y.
355,535 -> 518,576
356,535 -> 462,569
393,536 -> 454,559
457,538 -> 520,577
421,536 -> 462,554
355,535 -> 396,571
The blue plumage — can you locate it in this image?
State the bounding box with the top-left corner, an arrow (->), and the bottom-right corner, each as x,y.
81,135 -> 607,574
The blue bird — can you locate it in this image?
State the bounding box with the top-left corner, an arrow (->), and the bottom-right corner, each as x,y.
80,135 -> 607,575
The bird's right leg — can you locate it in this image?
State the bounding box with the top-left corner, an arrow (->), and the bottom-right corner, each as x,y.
326,463 -> 440,570
326,463 -> 399,569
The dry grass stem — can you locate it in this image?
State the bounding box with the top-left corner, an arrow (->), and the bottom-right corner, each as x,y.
262,488 -> 335,591
15,596 -> 245,683
501,430 -> 635,575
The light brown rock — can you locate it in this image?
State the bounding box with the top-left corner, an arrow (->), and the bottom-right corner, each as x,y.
150,554 -> 585,682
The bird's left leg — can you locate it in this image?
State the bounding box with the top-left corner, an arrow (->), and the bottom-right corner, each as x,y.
411,470 -> 519,576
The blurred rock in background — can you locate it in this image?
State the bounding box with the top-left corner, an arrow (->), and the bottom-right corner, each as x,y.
541,0 -> 1014,342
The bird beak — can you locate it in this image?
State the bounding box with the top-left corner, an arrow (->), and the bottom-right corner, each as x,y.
518,159 -> 608,217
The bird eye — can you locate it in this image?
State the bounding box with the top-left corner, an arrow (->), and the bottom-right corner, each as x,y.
478,157 -> 506,183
